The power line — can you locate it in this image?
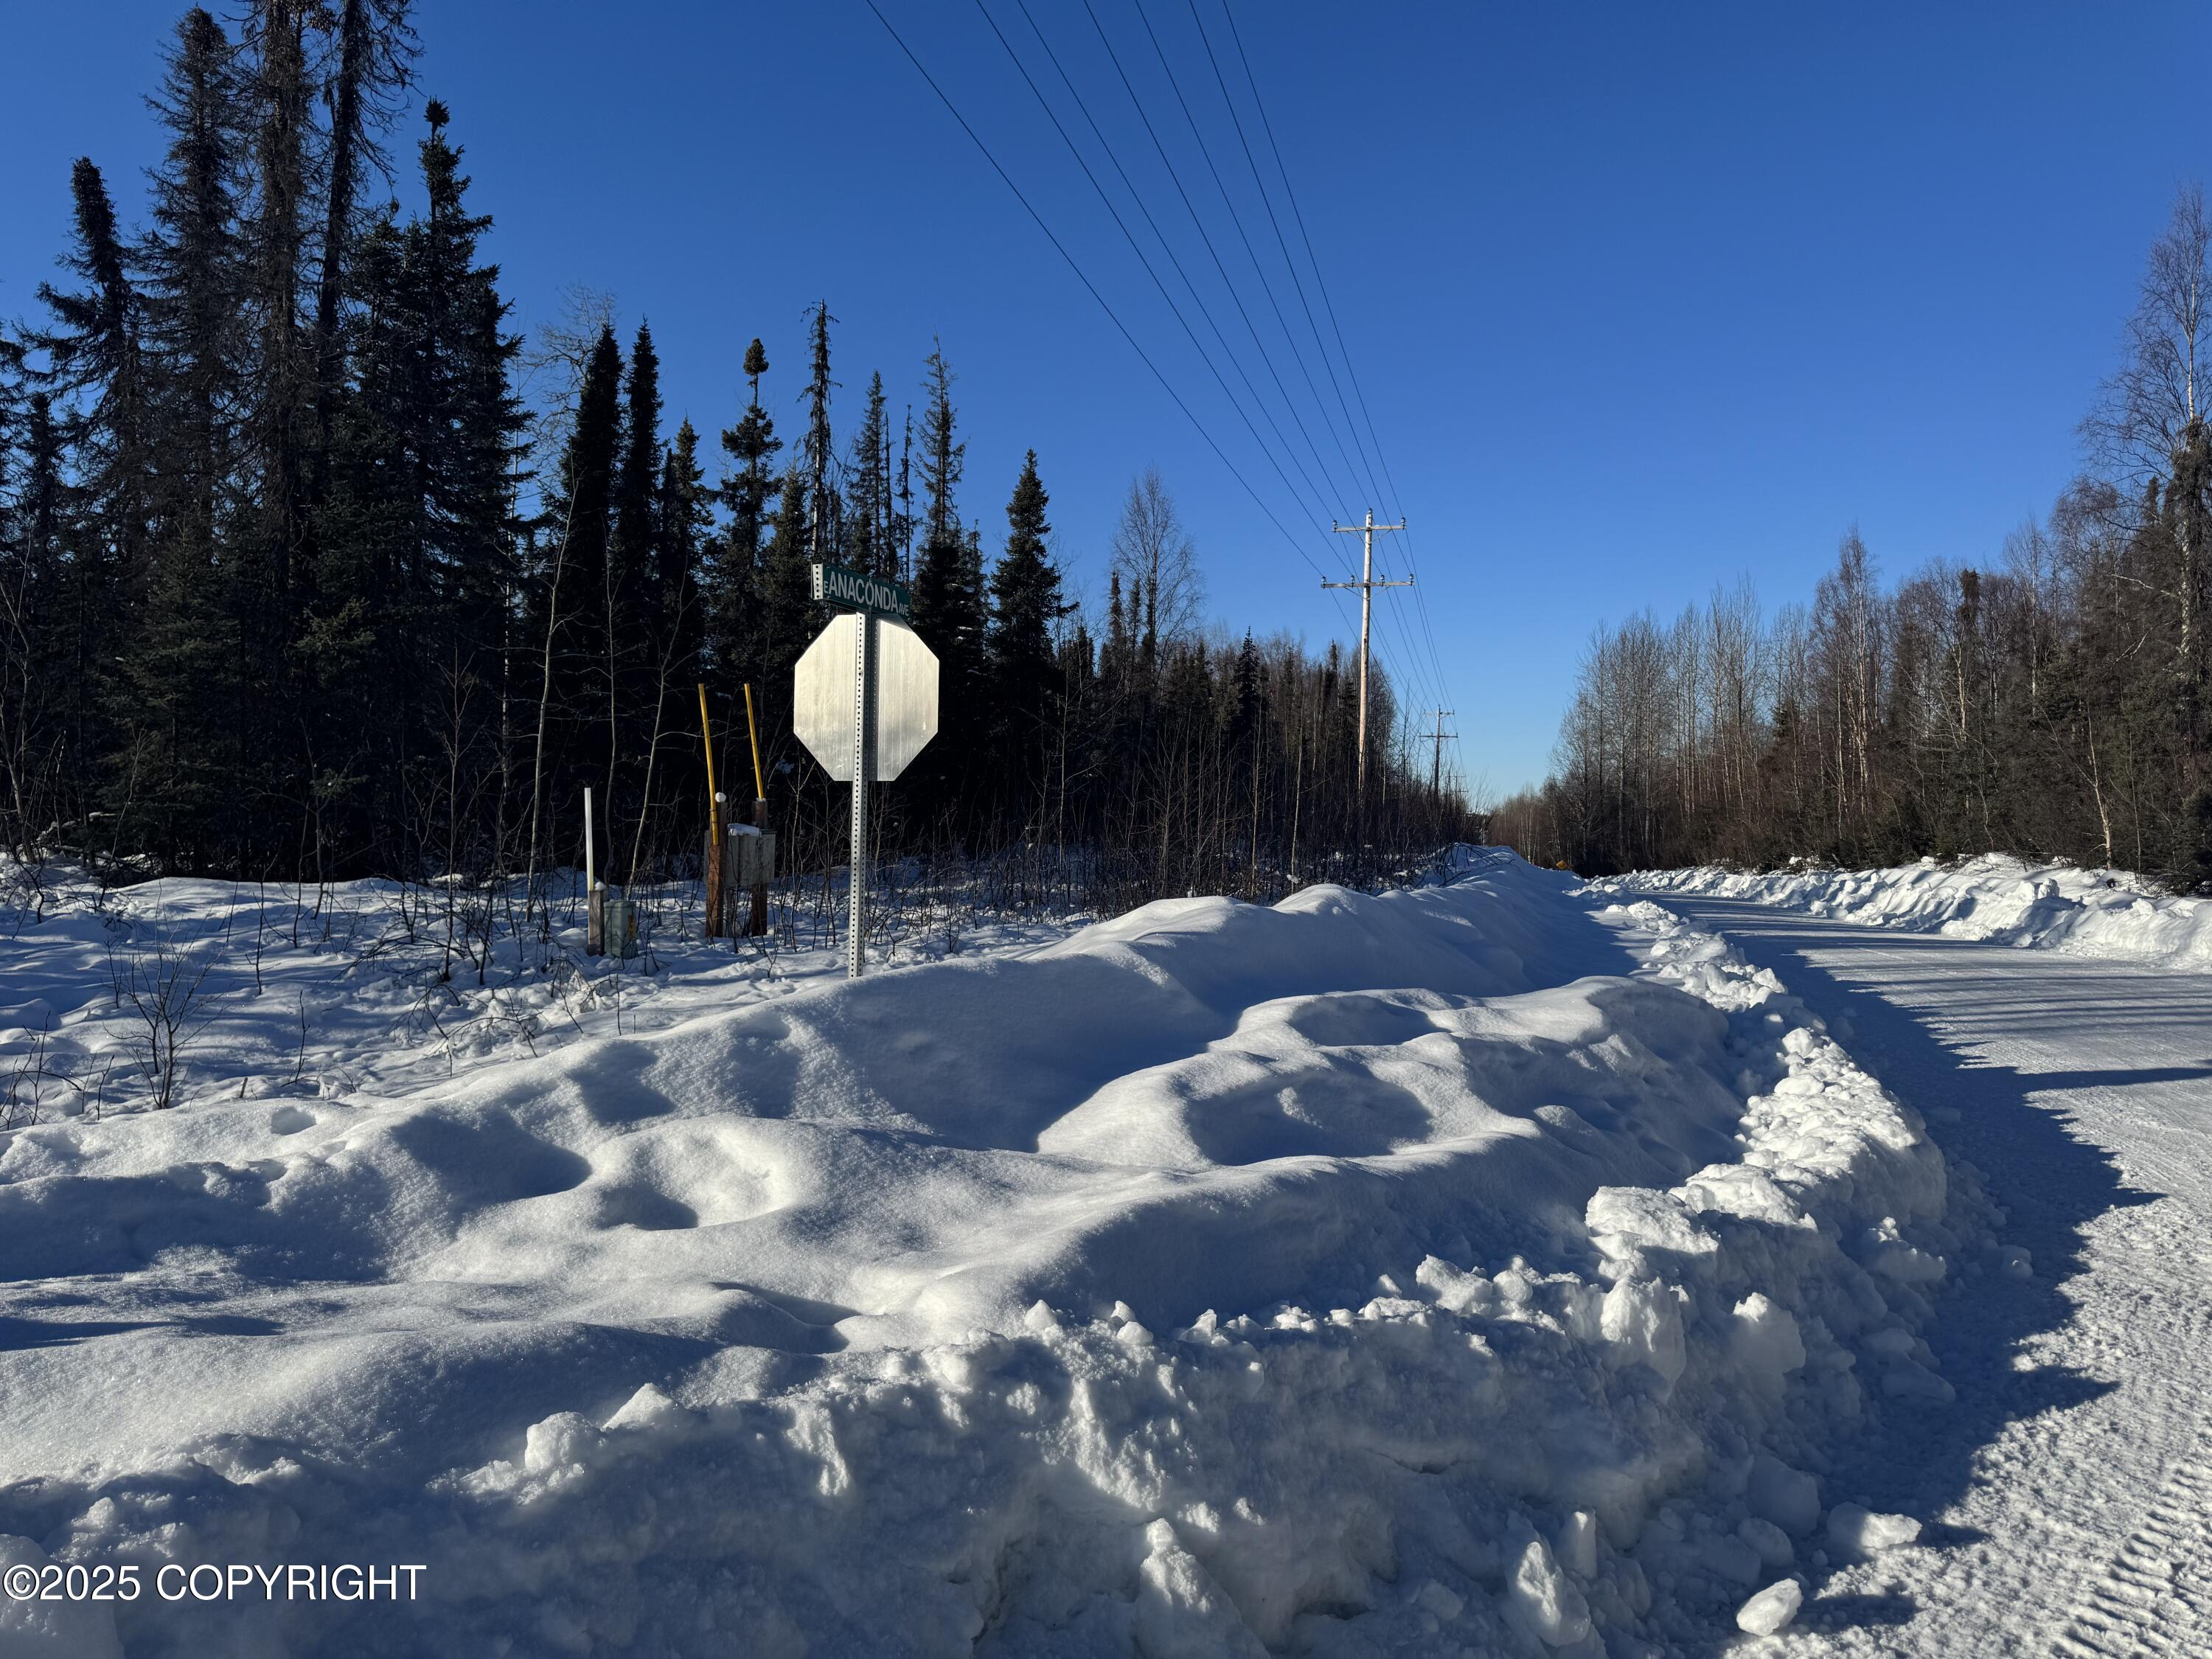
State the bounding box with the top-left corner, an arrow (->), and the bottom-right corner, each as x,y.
997,0 -> 1347,540
1126,0 -> 1370,521
968,0 -> 1454,731
1217,0 -> 1402,535
1215,3 -> 1457,740
1078,0 -> 1360,543
970,0 -> 1352,574
858,0 -> 1360,619
1184,0 -> 1385,515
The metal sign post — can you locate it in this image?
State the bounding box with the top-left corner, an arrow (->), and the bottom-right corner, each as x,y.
847,609 -> 875,978
795,566 -> 937,979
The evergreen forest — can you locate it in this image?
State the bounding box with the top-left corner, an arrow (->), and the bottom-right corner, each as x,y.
0,4 -> 1472,913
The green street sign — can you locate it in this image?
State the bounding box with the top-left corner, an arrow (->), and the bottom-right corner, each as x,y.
811,560 -> 913,623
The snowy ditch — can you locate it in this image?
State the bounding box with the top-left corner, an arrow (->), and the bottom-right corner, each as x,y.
0,855 -> 1996,1655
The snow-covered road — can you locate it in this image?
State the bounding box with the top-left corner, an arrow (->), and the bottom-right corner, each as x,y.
1657,895 -> 2212,1657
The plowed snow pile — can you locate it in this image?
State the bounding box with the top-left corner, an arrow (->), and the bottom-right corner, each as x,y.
1618,852 -> 2212,973
0,855 -> 1984,1656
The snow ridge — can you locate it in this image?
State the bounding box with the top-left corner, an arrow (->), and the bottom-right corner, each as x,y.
0,860 -> 1981,1655
1610,853 -> 2212,974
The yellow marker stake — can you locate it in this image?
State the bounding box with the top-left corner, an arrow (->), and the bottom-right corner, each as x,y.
697,681 -> 720,806
743,683 -> 766,802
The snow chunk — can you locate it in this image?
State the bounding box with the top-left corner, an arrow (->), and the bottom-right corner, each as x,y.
1558,1509 -> 1599,1577
1731,1293 -> 1807,1380
1600,1277 -> 1686,1385
1416,1578 -> 1465,1622
1739,1516 -> 1794,1569
1827,1503 -> 1921,1558
1749,1455 -> 1822,1537
1134,1519 -> 1266,1658
1736,1577 -> 1804,1635
522,1411 -> 607,1478
1503,1534 -> 1593,1648
1586,1185 -> 1717,1266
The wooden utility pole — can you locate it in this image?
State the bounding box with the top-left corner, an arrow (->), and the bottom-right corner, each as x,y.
1426,708 -> 1456,798
1322,509 -> 1410,816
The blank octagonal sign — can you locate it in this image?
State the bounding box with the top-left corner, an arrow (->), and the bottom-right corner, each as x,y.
793,616 -> 939,782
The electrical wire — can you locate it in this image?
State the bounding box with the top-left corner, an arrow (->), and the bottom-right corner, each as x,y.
1214,0 -> 1460,762
998,0 -> 1347,540
1184,0 -> 1385,515
858,0 -> 1360,623
1126,0 -> 1371,520
1126,0 -> 1450,724
1078,0 -> 1361,542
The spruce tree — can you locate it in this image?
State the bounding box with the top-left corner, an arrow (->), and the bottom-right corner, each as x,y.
136,1 -> 251,854
987,450 -> 1065,814
139,4 -> 246,586
243,0 -> 314,613
759,465 -> 818,740
31,158 -> 148,832
611,320 -> 663,793
0,390 -> 65,856
657,419 -> 709,688
310,0 -> 419,469
917,339 -> 962,552
312,100 -> 522,868
843,371 -> 893,577
897,403 -> 915,580
909,341 -> 978,686
613,321 -> 662,611
801,302 -> 838,559
711,336 -> 778,702
535,326 -> 622,835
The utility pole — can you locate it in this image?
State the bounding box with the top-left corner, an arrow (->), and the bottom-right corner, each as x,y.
1426,708 -> 1456,798
1322,509 -> 1410,816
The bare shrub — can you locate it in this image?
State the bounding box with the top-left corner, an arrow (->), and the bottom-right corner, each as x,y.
107,923 -> 219,1110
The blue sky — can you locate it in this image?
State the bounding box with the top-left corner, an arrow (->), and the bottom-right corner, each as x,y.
4,2 -> 2208,796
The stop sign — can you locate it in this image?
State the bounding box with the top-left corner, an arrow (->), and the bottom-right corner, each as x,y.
793,616 -> 939,782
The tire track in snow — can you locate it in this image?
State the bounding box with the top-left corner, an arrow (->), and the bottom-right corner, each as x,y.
2053,1444 -> 2212,1658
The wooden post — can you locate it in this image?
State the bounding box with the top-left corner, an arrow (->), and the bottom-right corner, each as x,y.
698,683 -> 724,939
743,682 -> 770,939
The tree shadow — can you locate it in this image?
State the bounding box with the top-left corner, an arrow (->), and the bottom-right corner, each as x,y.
1660,899 -> 2168,1653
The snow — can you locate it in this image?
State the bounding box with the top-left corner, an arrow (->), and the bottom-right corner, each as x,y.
1824,1503 -> 1922,1559
1735,1575 -> 1804,1635
1638,887 -> 2212,1657
0,853 -> 1986,1653
1613,852 -> 2212,973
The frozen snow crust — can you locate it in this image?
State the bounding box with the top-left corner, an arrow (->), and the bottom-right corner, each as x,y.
0,855 -> 1977,1655
1615,852 -> 2212,973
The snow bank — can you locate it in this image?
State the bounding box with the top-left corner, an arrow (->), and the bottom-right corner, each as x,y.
0,856 -> 1978,1654
1615,852 -> 2212,973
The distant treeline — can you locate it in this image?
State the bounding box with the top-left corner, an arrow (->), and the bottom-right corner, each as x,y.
0,4 -> 1470,902
1495,191 -> 2212,890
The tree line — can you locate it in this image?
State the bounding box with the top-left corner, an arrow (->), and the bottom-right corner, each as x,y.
0,4 -> 1470,910
1494,189 -> 2212,891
